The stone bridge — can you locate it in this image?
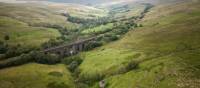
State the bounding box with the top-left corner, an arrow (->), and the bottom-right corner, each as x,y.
43,36 -> 98,57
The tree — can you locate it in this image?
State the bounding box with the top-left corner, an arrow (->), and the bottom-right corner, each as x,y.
0,41 -> 7,54
139,24 -> 143,27
4,34 -> 10,41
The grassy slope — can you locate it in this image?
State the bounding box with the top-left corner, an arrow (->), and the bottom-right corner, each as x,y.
79,1 -> 200,88
0,16 -> 61,47
106,2 -> 147,19
0,63 -> 75,88
48,3 -> 108,19
0,3 -> 78,29
0,2 -> 108,47
115,3 -> 147,19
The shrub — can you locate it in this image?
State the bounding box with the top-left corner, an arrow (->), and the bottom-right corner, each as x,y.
63,55 -> 83,72
0,51 -> 61,69
0,53 -> 34,69
84,41 -> 103,51
4,34 -> 10,41
42,39 -> 64,49
0,54 -> 6,60
62,55 -> 83,65
107,35 -> 119,41
0,41 -> 7,54
68,61 -> 79,72
5,45 -> 31,58
5,46 -> 18,58
125,61 -> 139,71
30,51 -> 60,64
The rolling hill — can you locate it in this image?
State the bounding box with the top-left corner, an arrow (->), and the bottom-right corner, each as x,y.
79,0 -> 200,88
0,2 -> 107,47
0,63 -> 75,88
0,0 -> 200,88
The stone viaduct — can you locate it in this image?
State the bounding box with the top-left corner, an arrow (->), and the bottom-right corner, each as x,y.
43,36 -> 98,57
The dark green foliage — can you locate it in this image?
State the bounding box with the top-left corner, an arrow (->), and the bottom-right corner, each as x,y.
125,61 -> 139,71
0,53 -> 33,69
0,41 -> 7,54
42,39 -> 64,49
139,24 -> 143,27
5,45 -> 31,58
30,51 -> 60,64
84,41 -> 103,51
62,55 -> 83,72
102,33 -> 119,42
68,61 -> 79,72
62,55 -> 83,65
66,14 -> 113,28
0,51 -> 61,69
5,47 -> 19,58
4,34 -> 10,41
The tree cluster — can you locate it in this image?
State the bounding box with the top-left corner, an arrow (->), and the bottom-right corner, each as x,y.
0,51 -> 60,69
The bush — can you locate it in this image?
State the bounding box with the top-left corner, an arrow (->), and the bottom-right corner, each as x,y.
30,51 -> 60,64
62,55 -> 83,65
68,61 -> 79,72
62,55 -> 83,72
0,54 -> 6,60
0,53 -> 34,69
106,34 -> 119,42
84,41 -> 103,51
42,39 -> 64,49
4,34 -> 10,41
5,45 -> 31,58
0,41 -> 7,54
0,51 -> 61,69
125,61 -> 139,71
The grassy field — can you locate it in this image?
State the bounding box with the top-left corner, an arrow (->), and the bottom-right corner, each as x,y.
0,3 -> 79,29
0,63 -> 75,88
0,16 -> 61,47
81,23 -> 114,34
79,1 -> 200,88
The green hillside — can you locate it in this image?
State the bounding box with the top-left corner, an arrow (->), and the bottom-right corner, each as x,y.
79,1 -> 200,88
0,3 -> 78,28
0,16 -> 61,47
0,63 -> 75,88
0,2 -> 107,47
48,3 -> 108,19
0,0 -> 200,88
